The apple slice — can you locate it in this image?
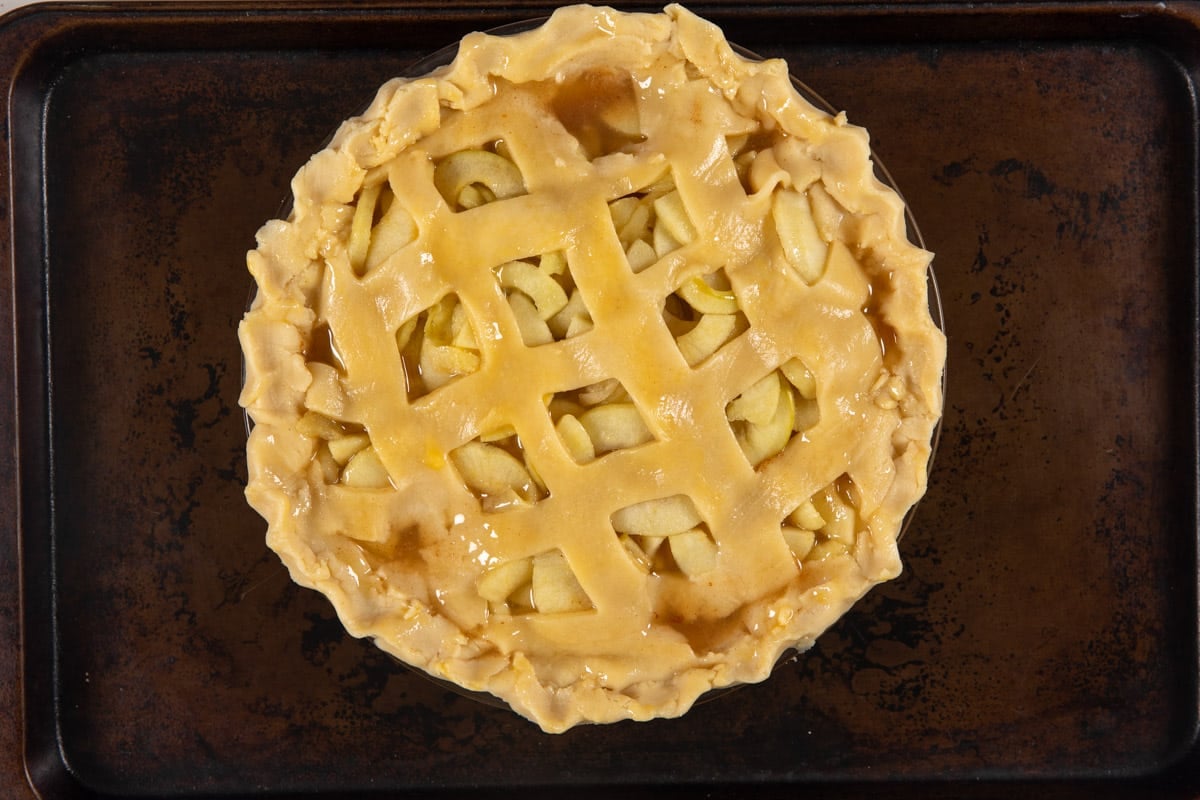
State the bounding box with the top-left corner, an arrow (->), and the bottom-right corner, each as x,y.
608,195 -> 639,230
433,149 -> 525,209
625,239 -> 657,272
577,378 -> 627,406
327,432 -> 370,465
349,181 -> 383,273
611,494 -> 702,537
807,538 -> 850,561
532,551 -> 592,613
773,188 -> 828,284
619,534 -> 652,572
538,250 -> 567,277
653,219 -> 683,257
497,260 -> 570,320
419,341 -> 481,390
787,499 -> 826,531
477,557 -> 534,604
295,411 -> 345,440
653,190 -> 696,246
365,194 -> 417,272
548,289 -> 592,339
564,315 -> 593,337
341,446 -> 392,489
726,370 -> 782,427
780,357 -> 817,400
635,534 -> 665,559
579,403 -> 653,454
781,525 -> 817,561
676,275 -> 739,315
507,292 -> 554,346
668,528 -> 717,577
315,445 -> 341,484
736,380 -> 795,467
449,302 -> 478,349
675,313 -> 741,366
617,200 -> 653,250
555,414 -> 596,464
451,441 -> 542,504
394,314 -> 419,353
812,484 -> 857,545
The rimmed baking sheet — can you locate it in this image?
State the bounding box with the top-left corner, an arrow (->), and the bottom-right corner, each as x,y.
7,2 -> 1199,797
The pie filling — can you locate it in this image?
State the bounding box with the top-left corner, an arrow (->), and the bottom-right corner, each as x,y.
239,3 -> 946,732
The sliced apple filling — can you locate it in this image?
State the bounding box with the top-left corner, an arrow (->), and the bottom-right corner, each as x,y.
726,358 -> 820,468
395,293 -> 481,401
434,144 -> 526,211
781,475 -> 861,563
547,378 -> 654,464
729,133 -> 843,287
292,411 -> 393,489
727,130 -> 778,194
346,171 -> 419,277
494,250 -> 594,345
478,549 -> 594,615
611,495 -> 717,578
450,431 -> 547,512
609,170 -> 697,273
663,268 -> 749,367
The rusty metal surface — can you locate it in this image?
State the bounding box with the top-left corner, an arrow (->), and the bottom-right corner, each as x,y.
2,2 -> 1199,797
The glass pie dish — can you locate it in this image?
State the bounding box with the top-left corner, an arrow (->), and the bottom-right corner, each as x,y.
238,3 -> 947,732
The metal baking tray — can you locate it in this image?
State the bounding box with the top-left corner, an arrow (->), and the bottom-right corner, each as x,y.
6,2 -> 1199,797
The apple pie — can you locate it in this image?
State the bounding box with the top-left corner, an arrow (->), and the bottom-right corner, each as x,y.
239,3 -> 946,732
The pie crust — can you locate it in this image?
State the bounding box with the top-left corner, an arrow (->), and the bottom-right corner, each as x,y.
239,3 -> 946,732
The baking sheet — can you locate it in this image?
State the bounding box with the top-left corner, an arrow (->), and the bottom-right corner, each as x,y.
7,2 -> 1200,797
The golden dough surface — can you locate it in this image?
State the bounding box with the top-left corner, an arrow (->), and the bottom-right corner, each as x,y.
239,3 -> 946,732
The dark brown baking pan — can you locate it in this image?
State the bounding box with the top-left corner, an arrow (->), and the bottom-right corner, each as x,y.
5,1 -> 1199,798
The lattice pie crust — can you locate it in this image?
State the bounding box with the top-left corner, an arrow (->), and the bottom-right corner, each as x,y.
239,4 -> 946,732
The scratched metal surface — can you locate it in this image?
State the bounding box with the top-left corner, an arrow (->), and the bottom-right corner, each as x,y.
5,3 -> 1199,798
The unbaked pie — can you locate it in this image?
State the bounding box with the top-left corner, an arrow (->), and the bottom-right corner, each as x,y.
239,3 -> 946,732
